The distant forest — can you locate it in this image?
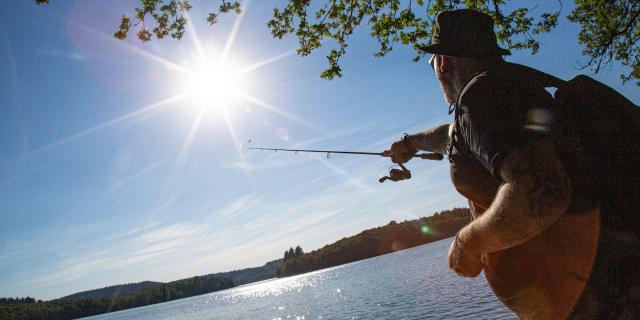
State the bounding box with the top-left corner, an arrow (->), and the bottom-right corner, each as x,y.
0,276 -> 233,320
1,208 -> 470,319
59,281 -> 161,300
0,257 -> 284,320
276,208 -> 471,277
204,259 -> 282,286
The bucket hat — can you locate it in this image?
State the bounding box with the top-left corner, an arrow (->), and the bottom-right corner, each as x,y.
419,9 -> 511,57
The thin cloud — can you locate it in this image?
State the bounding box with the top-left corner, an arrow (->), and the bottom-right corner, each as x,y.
110,156 -> 168,193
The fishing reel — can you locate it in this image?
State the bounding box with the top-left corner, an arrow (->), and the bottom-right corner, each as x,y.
379,163 -> 412,183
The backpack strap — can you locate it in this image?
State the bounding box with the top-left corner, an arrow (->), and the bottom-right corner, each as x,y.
447,72 -> 479,160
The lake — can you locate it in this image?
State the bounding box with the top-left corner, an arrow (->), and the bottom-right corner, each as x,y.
83,238 -> 514,319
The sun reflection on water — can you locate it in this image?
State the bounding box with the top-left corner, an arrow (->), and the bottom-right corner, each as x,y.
218,268 -> 335,303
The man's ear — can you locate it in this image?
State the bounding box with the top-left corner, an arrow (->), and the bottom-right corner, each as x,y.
439,55 -> 449,73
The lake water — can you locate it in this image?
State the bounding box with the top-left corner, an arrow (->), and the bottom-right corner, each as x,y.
84,238 -> 514,319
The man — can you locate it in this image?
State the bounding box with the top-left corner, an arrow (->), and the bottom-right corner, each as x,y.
385,9 -> 639,319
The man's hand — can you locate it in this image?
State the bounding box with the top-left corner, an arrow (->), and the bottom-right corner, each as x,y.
384,125 -> 451,163
448,234 -> 483,277
383,136 -> 417,164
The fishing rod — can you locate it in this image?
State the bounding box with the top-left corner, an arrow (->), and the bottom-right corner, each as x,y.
243,146 -> 442,160
243,145 -> 444,183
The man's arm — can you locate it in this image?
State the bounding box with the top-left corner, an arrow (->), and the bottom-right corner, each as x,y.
450,139 -> 571,276
407,124 -> 452,154
385,124 -> 451,163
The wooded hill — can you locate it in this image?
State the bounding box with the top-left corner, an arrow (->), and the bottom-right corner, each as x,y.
276,208 -> 471,277
59,281 -> 161,300
53,258 -> 282,303
0,258 -> 285,320
203,259 -> 282,286
0,276 -> 233,320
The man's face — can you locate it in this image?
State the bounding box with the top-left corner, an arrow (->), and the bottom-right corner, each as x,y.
430,54 -> 457,104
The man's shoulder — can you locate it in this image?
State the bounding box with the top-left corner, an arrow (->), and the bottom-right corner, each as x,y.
458,66 -> 511,109
458,71 -> 497,101
458,63 -> 544,109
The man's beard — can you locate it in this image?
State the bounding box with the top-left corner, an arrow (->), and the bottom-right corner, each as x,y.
438,77 -> 458,105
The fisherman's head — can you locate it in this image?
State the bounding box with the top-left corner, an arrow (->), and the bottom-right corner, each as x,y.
419,9 -> 510,104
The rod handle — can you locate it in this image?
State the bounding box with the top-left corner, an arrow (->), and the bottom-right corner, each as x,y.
415,153 -> 444,161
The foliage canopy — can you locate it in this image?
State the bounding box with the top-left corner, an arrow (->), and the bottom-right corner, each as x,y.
36,1 -> 640,84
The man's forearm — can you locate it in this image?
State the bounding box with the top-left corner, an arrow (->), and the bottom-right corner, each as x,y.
457,141 -> 572,255
407,124 -> 451,154
458,183 -> 553,254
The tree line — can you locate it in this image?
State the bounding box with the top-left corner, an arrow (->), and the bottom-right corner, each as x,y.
283,246 -> 304,261
60,281 -> 160,300
0,276 -> 233,320
0,298 -> 38,306
276,208 -> 471,277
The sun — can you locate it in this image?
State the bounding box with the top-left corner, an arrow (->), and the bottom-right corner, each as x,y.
181,60 -> 247,109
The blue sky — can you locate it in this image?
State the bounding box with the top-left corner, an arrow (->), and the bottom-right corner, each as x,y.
1,1 -> 638,300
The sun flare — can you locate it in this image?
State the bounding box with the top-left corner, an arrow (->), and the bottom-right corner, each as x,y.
181,61 -> 247,109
